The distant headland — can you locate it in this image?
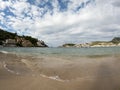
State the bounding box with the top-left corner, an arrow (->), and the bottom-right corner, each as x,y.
0,29 -> 48,47
61,37 -> 120,48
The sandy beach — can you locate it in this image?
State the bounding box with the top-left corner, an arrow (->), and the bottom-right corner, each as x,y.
0,52 -> 120,90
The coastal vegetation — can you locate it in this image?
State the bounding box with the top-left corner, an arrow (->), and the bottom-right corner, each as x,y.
0,29 -> 17,40
0,28 -> 48,47
23,36 -> 38,46
111,37 -> 120,44
62,43 -> 76,47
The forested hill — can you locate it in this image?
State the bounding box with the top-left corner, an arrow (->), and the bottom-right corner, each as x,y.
0,29 -> 48,47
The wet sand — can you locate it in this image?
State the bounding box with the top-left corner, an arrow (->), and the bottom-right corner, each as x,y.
0,52 -> 120,90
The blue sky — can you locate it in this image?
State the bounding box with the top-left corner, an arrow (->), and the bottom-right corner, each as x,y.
0,0 -> 120,46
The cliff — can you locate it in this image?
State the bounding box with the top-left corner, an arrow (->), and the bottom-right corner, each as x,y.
0,29 -> 48,47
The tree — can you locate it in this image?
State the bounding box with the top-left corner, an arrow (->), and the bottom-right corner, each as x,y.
24,36 -> 38,46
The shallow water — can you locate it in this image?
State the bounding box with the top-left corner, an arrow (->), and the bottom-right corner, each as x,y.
0,47 -> 120,58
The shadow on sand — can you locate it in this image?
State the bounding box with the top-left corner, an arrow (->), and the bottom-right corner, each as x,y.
90,63 -> 120,90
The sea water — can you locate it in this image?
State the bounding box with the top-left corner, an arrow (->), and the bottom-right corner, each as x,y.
0,47 -> 120,58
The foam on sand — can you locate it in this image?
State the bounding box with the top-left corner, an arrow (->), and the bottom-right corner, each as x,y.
0,50 -> 9,54
40,74 -> 69,82
3,61 -> 20,75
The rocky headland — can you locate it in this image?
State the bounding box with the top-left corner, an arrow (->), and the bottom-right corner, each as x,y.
0,29 -> 48,47
61,37 -> 120,48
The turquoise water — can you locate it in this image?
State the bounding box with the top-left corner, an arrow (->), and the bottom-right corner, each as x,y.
0,47 -> 120,57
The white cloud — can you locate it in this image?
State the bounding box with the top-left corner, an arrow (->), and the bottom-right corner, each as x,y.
0,0 -> 10,10
0,0 -> 120,46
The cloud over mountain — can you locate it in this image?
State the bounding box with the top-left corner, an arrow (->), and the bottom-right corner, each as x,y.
0,0 -> 120,46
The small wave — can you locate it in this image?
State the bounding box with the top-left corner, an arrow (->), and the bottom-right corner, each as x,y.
0,50 -> 9,54
39,74 -> 93,82
40,74 -> 69,82
3,61 -> 20,75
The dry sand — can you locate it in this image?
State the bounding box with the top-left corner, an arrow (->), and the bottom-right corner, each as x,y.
0,52 -> 120,90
